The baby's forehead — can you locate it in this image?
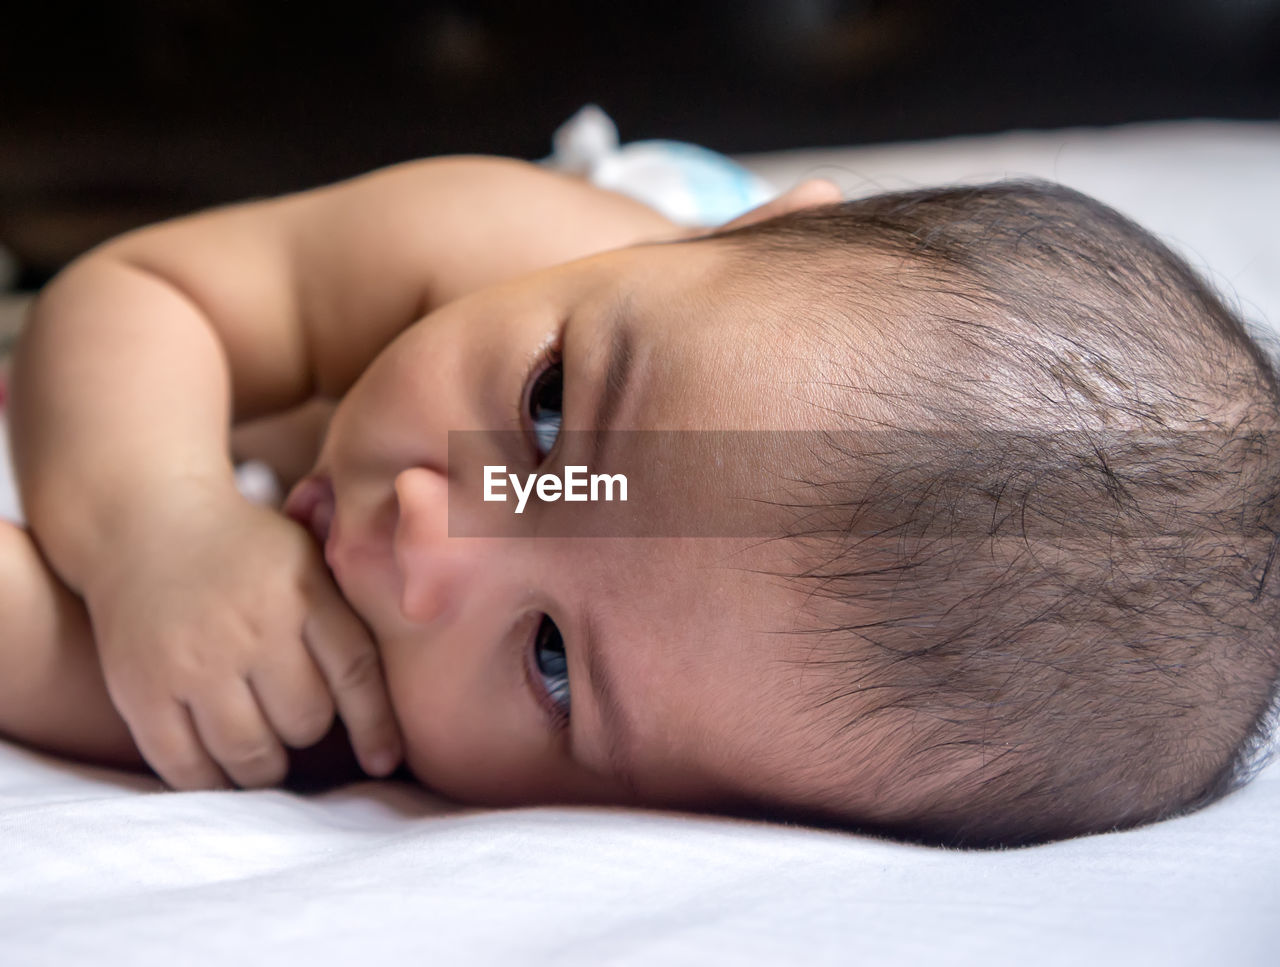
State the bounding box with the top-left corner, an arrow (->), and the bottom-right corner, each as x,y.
584,289 -> 835,434
579,533 -> 908,814
567,532 -> 830,696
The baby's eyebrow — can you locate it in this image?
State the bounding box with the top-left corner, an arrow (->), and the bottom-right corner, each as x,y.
587,298 -> 635,468
577,295 -> 640,795
581,607 -> 639,797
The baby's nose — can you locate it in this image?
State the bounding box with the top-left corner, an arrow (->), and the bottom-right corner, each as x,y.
392,467 -> 471,626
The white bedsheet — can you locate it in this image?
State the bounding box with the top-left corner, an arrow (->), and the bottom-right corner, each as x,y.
3,120 -> 1279,965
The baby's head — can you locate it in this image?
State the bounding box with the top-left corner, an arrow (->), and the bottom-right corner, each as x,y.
308,179 -> 1280,847
703,181 -> 1280,845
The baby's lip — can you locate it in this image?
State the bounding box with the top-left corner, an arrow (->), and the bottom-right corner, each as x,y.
283,474 -> 335,547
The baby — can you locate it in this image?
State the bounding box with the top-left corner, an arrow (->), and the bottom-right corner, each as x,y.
3,156 -> 1279,848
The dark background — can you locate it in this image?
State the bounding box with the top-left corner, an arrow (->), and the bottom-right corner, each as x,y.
2,0 -> 1278,287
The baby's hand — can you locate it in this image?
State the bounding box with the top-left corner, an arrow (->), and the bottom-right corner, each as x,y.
82,481 -> 401,790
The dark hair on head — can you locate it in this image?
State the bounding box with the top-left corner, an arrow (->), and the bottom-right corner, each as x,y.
717,181 -> 1280,847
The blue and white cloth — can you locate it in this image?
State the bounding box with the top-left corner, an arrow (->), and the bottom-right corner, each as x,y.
545,104 -> 777,227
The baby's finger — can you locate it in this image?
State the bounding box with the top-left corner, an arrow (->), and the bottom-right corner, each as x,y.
128,699 -> 234,792
303,591 -> 402,778
188,682 -> 291,789
247,646 -> 337,749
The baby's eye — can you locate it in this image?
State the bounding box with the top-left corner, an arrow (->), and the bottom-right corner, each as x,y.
531,614 -> 571,725
526,355 -> 563,460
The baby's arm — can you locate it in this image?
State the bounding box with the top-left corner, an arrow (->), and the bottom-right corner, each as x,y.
0,519 -> 144,771
16,156 -> 681,596
83,156 -> 680,400
0,518 -> 366,788
9,157 -> 680,788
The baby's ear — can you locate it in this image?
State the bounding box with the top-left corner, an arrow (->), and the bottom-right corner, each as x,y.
716,178 -> 843,232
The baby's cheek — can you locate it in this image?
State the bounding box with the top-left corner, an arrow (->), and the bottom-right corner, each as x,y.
380,645 -> 436,767
380,644 -> 497,798
383,662 -> 606,804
